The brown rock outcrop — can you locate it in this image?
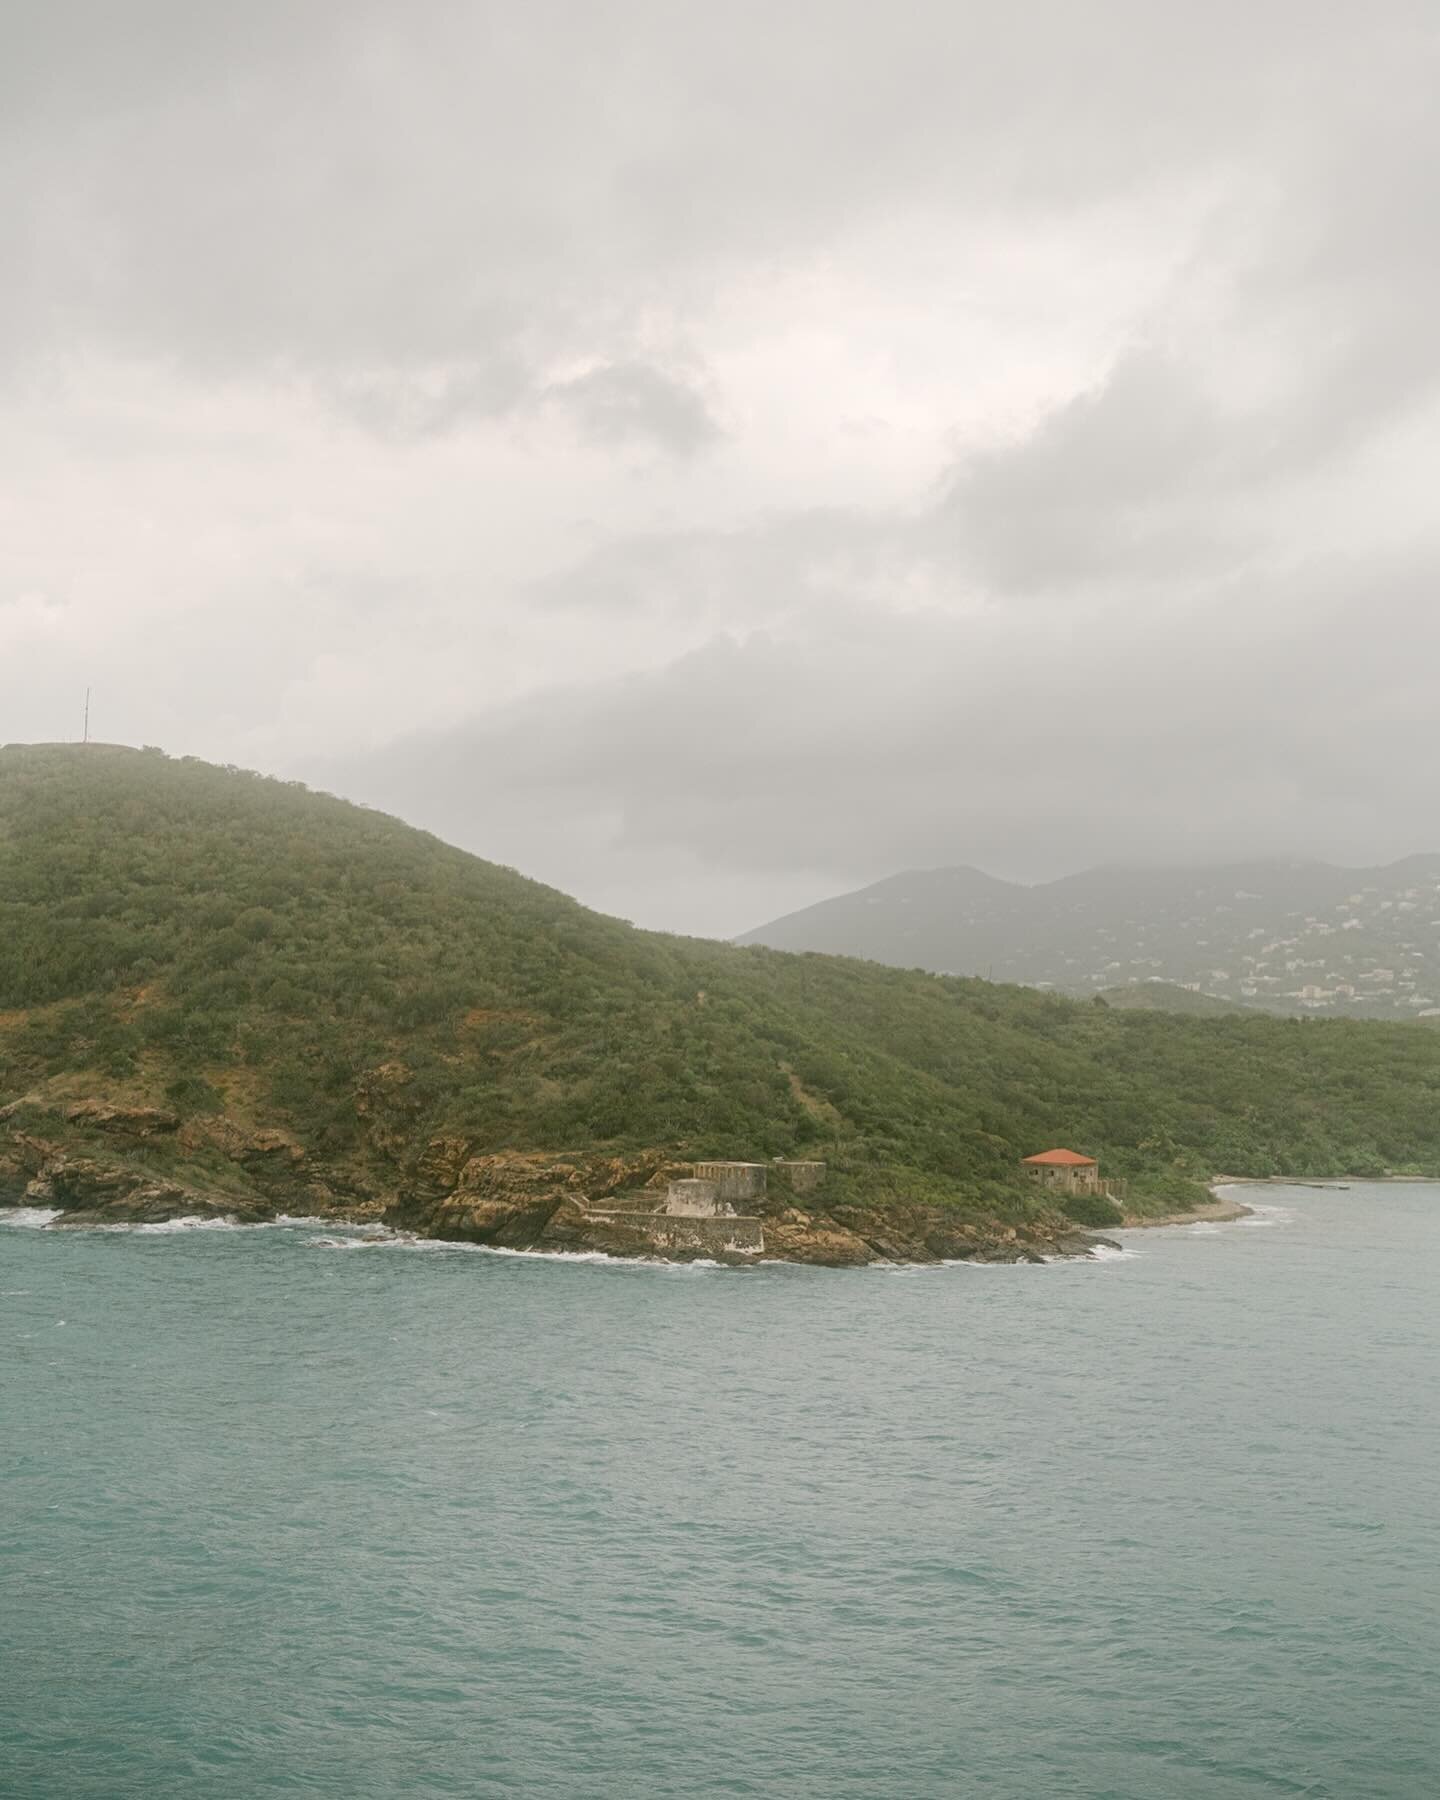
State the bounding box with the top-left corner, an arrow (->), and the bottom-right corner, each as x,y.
353,1061 -> 424,1158
23,1153 -> 254,1225
385,1151 -> 582,1244
409,1134 -> 476,1196
758,1208 -> 876,1266
178,1116 -> 305,1169
64,1100 -> 180,1137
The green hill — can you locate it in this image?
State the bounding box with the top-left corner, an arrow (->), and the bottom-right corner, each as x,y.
3,745 -> 1440,1259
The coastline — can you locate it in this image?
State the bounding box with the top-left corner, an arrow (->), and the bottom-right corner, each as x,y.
18,1161 -> 1429,1266
1119,1193 -> 1254,1230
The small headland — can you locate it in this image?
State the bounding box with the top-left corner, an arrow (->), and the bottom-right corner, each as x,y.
1,1106 -> 1106,1267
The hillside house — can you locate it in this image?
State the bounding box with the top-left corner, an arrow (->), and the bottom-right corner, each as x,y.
1021,1148 -> 1103,1196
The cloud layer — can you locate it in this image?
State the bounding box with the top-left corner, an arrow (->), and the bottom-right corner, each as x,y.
4,2 -> 1438,933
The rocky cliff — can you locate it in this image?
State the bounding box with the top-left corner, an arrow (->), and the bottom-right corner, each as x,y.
0,1094 -> 1101,1265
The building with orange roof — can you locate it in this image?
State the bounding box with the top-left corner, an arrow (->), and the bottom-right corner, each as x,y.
1021,1148 -> 1102,1196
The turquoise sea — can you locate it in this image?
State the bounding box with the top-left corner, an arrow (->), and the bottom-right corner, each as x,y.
3,1184 -> 1438,1798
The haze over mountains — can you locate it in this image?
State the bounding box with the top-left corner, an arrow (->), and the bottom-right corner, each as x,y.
740,859 -> 1440,1020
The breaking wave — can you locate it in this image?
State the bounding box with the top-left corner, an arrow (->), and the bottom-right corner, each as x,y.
1237,1204 -> 1298,1229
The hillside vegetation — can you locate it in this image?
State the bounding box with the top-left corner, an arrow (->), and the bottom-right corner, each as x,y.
4,746 -> 1440,1243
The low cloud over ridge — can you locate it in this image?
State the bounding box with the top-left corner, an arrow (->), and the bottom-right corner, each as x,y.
4,2 -> 1439,932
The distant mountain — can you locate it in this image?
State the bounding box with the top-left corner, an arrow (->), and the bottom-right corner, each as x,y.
739,858 -> 1440,1020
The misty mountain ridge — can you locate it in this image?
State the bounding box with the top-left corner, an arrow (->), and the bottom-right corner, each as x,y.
739,856 -> 1440,1020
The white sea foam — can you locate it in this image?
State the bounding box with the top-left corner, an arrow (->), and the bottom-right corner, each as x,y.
304,1233 -> 397,1250
96,1214 -> 245,1234
2,1209 -> 389,1237
258,1214 -> 347,1230
1237,1204 -> 1297,1229
471,1243 -> 727,1269
939,1256 -> 1053,1270
476,1245 -> 655,1264
300,1230 -> 722,1269
1088,1242 -> 1141,1261
0,1207 -> 61,1228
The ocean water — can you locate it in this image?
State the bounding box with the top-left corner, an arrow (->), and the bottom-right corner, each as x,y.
3,1185 -> 1438,1799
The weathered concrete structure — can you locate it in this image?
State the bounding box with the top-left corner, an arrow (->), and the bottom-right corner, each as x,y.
665,1177 -> 730,1217
593,1211 -> 765,1255
573,1154 -> 831,1258
772,1159 -> 826,1193
693,1161 -> 769,1205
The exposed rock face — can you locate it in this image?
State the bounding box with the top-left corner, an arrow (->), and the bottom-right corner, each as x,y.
537,1197 -> 680,1257
353,1061 -> 425,1158
410,1134 -> 476,1197
758,1209 -> 875,1266
23,1153 -> 254,1225
387,1154 -> 585,1247
754,1203 -> 1093,1266
0,1104 -> 379,1226
178,1116 -> 305,1167
64,1101 -> 180,1137
0,1145 -> 33,1200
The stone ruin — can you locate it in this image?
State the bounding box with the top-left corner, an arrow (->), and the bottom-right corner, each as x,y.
585,1157 -> 828,1257
665,1159 -> 828,1216
664,1177 -> 727,1217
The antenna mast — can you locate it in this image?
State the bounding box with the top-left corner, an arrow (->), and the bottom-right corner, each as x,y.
83,687 -> 90,745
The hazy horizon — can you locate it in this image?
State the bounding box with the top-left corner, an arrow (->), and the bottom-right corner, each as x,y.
5,3 -> 1439,935
15,734 -> 1440,943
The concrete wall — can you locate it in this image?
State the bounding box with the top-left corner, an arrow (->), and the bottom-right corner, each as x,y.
665,1177 -> 729,1217
600,1211 -> 764,1255
693,1161 -> 768,1204
773,1160 -> 826,1193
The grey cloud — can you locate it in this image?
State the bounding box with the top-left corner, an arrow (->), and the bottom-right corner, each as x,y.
316,549 -> 1440,933
323,358 -> 535,442
939,351 -> 1256,591
928,20 -> 1440,594
545,362 -> 721,458
8,1 -> 1440,936
4,2 -> 1421,383
528,510 -> 900,621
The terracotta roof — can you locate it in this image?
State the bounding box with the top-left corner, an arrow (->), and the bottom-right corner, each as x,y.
1021,1148 -> 1097,1166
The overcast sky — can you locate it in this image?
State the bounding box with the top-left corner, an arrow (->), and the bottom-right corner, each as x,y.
4,2 -> 1439,935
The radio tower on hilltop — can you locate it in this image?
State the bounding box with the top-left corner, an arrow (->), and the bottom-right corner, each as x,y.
83,687 -> 91,745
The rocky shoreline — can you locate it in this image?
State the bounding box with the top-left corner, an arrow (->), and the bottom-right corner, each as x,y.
5,1098 -> 1324,1267
0,1103 -> 1111,1267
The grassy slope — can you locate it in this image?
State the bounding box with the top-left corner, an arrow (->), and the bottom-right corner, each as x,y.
3,744 -> 1440,1221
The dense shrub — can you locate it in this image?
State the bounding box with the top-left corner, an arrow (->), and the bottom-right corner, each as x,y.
1060,1192 -> 1125,1229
